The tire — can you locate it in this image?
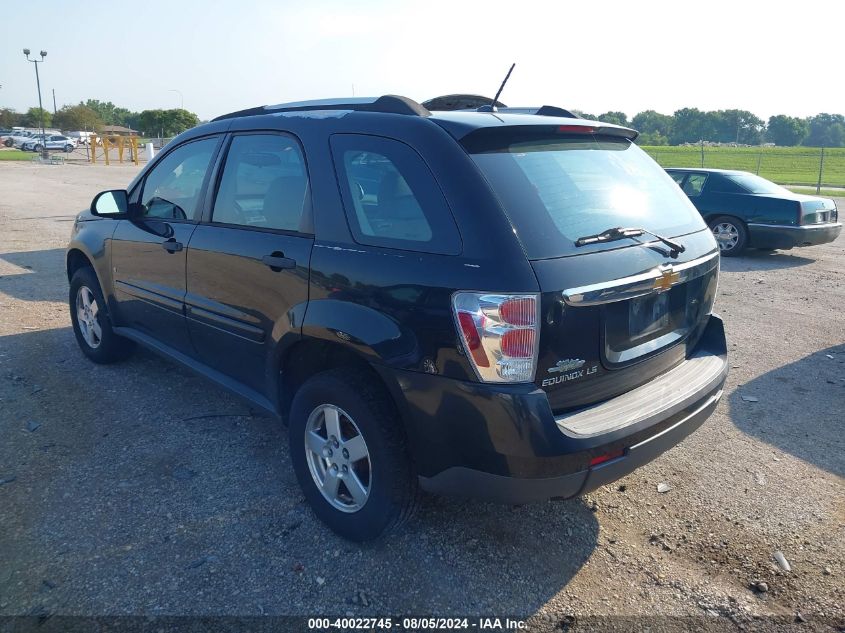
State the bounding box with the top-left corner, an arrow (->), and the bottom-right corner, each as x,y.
709,215 -> 748,257
288,369 -> 418,541
65,145 -> 74,153
69,267 -> 135,363
34,144 -> 43,152
3,139 -> 11,147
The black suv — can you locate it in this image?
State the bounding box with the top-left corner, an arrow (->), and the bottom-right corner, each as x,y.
67,95 -> 728,540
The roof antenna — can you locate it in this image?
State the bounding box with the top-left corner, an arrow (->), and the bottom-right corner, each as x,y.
479,63 -> 515,112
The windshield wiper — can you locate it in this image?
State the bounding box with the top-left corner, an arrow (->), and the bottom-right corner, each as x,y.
574,227 -> 685,257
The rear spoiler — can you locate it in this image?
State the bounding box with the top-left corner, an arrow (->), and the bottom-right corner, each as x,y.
480,105 -> 638,140
458,123 -> 639,152
497,105 -> 578,118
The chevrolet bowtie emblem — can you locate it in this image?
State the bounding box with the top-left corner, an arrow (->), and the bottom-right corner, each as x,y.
653,267 -> 680,291
549,358 -> 586,373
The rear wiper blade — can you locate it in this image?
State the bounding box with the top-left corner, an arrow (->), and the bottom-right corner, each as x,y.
574,226 -> 686,256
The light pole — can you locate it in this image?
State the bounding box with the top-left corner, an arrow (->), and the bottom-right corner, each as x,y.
168,89 -> 184,110
23,48 -> 48,159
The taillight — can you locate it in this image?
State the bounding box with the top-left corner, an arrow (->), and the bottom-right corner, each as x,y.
456,311 -> 489,368
452,293 -> 540,383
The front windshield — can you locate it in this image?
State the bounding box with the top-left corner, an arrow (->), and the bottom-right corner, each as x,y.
468,134 -> 705,259
725,173 -> 789,195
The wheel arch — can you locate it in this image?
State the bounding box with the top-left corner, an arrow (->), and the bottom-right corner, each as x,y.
66,247 -> 94,283
277,336 -> 412,439
705,213 -> 748,230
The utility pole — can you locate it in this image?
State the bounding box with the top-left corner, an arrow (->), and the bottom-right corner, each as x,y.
23,49 -> 48,159
52,88 -> 57,115
816,148 -> 825,194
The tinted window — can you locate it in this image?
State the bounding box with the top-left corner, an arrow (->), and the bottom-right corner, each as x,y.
468,133 -> 704,259
140,137 -> 218,220
212,134 -> 309,232
683,173 -> 708,196
669,172 -> 686,185
722,173 -> 787,194
331,135 -> 461,255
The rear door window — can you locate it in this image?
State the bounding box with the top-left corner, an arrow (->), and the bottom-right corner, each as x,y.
683,173 -> 708,196
330,134 -> 461,255
211,133 -> 310,232
668,172 -> 686,185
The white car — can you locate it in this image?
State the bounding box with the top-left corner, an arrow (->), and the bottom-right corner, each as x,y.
22,134 -> 77,152
65,130 -> 94,146
6,131 -> 37,148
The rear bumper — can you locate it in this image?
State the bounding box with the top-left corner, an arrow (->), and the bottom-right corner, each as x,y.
748,222 -> 841,249
382,315 -> 728,504
419,386 -> 721,504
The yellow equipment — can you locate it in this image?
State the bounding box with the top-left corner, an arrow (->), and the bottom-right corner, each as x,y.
89,134 -> 139,166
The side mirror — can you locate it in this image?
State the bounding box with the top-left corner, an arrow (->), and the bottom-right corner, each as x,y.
91,189 -> 129,217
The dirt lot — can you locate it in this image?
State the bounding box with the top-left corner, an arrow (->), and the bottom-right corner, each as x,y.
0,162 -> 843,631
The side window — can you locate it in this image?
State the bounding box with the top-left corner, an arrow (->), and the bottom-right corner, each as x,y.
682,173 -> 708,197
139,137 -> 218,220
211,134 -> 309,232
330,135 -> 461,255
669,172 -> 686,185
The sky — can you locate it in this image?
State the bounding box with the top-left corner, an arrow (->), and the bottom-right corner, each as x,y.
2,0 -> 843,122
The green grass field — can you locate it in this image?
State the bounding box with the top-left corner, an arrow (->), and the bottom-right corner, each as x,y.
0,149 -> 33,161
642,145 -> 845,188
786,186 -> 845,198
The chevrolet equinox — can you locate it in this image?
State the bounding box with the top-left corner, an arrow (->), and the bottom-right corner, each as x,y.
67,95 -> 728,540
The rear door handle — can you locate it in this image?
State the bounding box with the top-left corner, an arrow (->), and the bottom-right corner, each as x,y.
162,238 -> 183,253
262,252 -> 296,271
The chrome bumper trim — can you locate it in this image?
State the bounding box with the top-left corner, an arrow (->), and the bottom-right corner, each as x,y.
562,250 -> 719,307
747,222 -> 841,230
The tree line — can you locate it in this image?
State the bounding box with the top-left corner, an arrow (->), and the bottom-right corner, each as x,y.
0,100 -> 200,138
570,108 -> 844,147
3,100 -> 843,147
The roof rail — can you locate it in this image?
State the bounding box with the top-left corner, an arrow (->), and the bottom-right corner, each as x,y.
212,95 -> 429,122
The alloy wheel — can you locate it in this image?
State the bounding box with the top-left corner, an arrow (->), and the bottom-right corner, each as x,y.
76,286 -> 102,348
712,222 -> 739,252
304,404 -> 372,513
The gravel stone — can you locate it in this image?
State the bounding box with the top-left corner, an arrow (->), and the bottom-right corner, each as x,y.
0,162 -> 843,625
773,551 -> 792,572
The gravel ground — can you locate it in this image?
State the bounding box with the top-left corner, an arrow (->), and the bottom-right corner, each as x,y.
0,162 -> 843,632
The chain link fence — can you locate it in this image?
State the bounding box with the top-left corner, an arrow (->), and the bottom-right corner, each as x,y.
52,136 -> 175,164
643,145 -> 845,191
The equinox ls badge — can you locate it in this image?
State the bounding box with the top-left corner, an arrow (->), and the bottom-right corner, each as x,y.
543,358 -> 597,387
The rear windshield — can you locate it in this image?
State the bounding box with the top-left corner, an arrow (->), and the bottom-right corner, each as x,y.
467,133 -> 705,259
724,173 -> 789,195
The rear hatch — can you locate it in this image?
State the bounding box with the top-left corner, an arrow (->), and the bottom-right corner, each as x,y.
465,127 -> 719,412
